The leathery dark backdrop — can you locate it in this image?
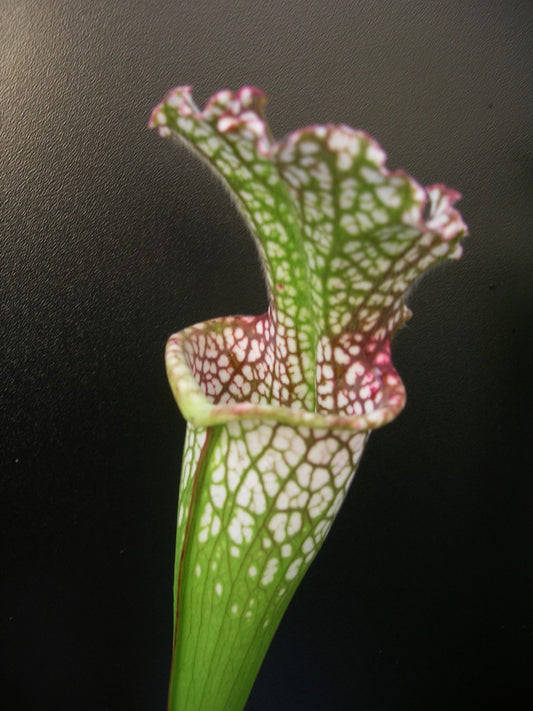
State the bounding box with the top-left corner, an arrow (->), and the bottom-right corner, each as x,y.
2,1 -> 532,709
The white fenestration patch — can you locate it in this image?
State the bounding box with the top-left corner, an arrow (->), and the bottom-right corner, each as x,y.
272,425 -> 300,453
262,471 -> 281,498
310,467 -> 330,491
287,511 -> 303,536
198,502 -> 214,543
307,438 -> 340,466
302,536 -> 315,554
236,468 -> 267,515
285,557 -> 303,581
268,512 -> 288,543
228,508 -> 255,545
376,185 -> 401,208
296,462 -> 312,488
308,486 -> 335,519
261,557 -> 279,586
281,543 -> 292,558
210,484 -> 227,509
210,515 -> 221,536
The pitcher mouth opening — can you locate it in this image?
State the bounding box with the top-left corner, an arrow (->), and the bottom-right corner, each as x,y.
165,316 -> 406,432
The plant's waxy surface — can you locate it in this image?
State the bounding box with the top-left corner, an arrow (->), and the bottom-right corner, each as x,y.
149,86 -> 467,711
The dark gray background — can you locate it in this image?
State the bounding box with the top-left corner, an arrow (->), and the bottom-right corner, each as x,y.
2,1 -> 532,709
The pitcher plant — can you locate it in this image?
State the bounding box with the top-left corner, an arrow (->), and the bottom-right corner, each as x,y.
149,85 -> 467,711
